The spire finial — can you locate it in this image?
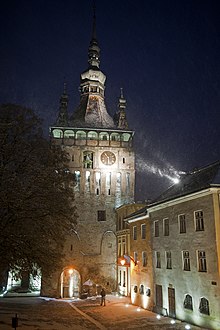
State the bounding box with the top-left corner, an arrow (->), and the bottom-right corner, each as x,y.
92,0 -> 96,40
88,0 -> 100,68
120,87 -> 124,99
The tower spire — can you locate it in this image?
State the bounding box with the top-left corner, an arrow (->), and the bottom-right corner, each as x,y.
55,82 -> 69,126
114,88 -> 129,129
88,1 -> 100,68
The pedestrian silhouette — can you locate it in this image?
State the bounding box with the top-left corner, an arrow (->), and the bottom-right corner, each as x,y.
100,288 -> 106,306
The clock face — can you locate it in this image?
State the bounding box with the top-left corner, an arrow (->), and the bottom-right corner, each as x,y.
101,151 -> 116,165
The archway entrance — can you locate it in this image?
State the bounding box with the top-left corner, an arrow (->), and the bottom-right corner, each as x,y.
60,268 -> 81,298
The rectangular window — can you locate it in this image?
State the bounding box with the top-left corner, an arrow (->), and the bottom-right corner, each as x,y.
156,251 -> 161,268
163,218 -> 169,236
97,210 -> 106,221
126,172 -> 130,194
141,224 -> 146,239
106,172 -> 111,195
74,170 -> 81,191
118,238 -> 122,257
195,210 -> 204,231
154,221 -> 159,237
122,238 -> 126,256
134,252 -> 138,264
183,250 -> 190,271
198,251 -> 207,272
133,226 -> 137,240
166,251 -> 172,269
85,171 -> 90,193
119,270 -> 121,285
142,251 -> 147,267
179,214 -> 186,233
123,271 -> 126,287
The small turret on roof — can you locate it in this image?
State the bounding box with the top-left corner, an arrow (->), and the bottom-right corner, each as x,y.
114,88 -> 129,129
55,82 -> 69,126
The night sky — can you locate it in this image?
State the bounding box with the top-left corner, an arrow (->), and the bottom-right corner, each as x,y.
1,0 -> 220,201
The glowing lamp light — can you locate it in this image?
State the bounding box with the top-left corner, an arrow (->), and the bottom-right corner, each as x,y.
68,269 -> 73,275
120,259 -> 126,266
156,314 -> 161,320
172,177 -> 180,184
137,307 -> 141,312
170,320 -> 176,324
185,325 -> 191,330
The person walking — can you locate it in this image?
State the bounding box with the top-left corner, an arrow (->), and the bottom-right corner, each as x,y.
100,288 -> 106,306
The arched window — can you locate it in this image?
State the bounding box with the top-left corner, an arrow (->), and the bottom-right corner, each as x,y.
184,294 -> 193,310
87,131 -> 98,140
99,132 -> 109,141
64,130 -> 74,138
122,133 -> 131,142
76,130 -> 86,140
199,297 -> 210,315
53,129 -> 63,138
110,133 -> 120,141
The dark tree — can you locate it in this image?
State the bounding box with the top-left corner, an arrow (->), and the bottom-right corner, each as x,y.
0,104 -> 77,281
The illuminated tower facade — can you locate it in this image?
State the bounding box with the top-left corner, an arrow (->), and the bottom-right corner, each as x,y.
47,12 -> 135,297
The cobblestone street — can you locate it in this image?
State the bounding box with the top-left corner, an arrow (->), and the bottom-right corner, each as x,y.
0,295 -> 208,329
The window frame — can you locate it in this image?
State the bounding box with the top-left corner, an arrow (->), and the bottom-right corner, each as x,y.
198,250 -> 207,272
178,213 -> 186,234
156,251 -> 161,268
182,250 -> 191,271
141,224 -> 146,239
184,294 -> 193,310
163,218 -> 169,236
194,210 -> 204,231
154,220 -> 159,237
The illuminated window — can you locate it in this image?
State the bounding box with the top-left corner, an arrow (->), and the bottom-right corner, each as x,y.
85,171 -> 90,193
97,210 -> 106,221
166,251 -> 172,269
83,151 -> 93,169
199,297 -> 210,315
183,251 -> 190,271
87,131 -> 98,140
142,251 -> 147,267
195,210 -> 204,231
141,224 -> 146,239
106,172 -> 111,195
198,251 -> 207,272
184,294 -> 193,310
154,221 -> 159,237
74,171 -> 81,191
163,218 -> 169,236
133,226 -> 137,240
156,251 -> 161,268
179,214 -> 186,233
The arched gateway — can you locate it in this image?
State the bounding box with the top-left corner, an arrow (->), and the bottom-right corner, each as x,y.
60,268 -> 81,298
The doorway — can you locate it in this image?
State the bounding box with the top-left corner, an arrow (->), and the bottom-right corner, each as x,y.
168,287 -> 176,318
60,268 -> 81,298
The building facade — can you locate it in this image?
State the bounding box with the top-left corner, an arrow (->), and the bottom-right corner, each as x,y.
126,211 -> 154,311
116,203 -> 146,297
126,161 -> 220,329
45,13 -> 135,297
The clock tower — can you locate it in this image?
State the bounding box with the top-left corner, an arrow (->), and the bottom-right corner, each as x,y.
48,10 -> 135,298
